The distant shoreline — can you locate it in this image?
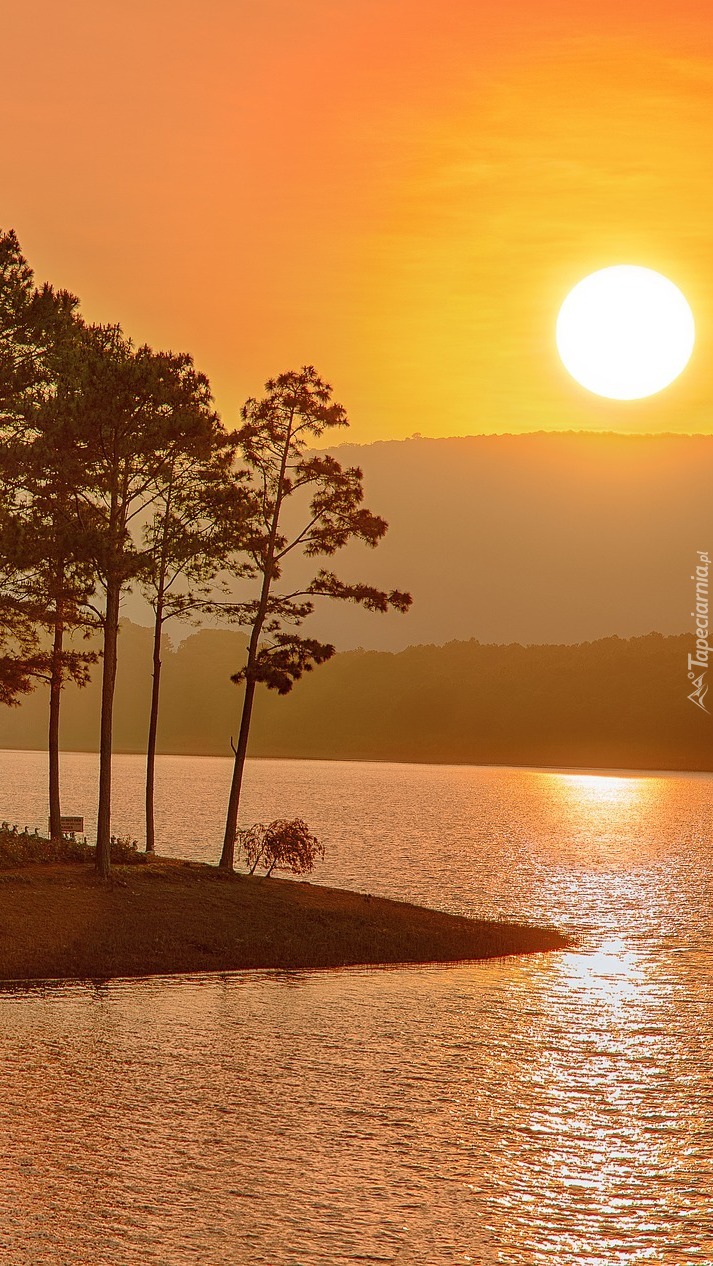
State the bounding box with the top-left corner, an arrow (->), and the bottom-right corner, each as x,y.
0,630 -> 709,775
0,859 -> 571,983
0,746 -> 709,779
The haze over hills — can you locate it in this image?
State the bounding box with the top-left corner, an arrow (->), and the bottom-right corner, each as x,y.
0,623 -> 708,773
123,431 -> 713,652
3,432 -> 710,774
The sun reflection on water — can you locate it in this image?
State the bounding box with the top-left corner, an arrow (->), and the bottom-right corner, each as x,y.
528,771 -> 668,875
480,771 -> 711,1263
548,771 -> 655,810
487,925 -> 702,1266
562,937 -> 645,1007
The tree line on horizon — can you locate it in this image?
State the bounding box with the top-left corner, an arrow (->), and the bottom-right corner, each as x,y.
3,624 -> 705,774
0,229 -> 411,877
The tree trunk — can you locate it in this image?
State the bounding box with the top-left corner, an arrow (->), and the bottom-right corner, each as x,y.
145,604 -> 163,853
219,673 -> 257,870
219,416 -> 292,871
96,580 -> 120,877
48,609 -> 64,842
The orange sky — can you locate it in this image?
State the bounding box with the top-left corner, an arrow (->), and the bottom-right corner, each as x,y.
5,0 -> 713,441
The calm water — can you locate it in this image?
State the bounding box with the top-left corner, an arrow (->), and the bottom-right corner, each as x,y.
0,751 -> 712,1265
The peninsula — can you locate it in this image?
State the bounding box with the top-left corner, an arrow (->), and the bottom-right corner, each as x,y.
0,853 -> 571,982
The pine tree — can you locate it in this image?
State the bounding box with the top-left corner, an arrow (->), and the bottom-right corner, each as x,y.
219,367 -> 411,870
57,322 -> 227,876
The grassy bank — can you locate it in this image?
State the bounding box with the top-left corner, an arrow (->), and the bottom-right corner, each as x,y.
0,855 -> 571,982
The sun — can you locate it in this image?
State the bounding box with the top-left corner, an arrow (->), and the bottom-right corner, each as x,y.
556,265 -> 695,400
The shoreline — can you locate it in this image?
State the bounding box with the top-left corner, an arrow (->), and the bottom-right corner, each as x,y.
0,747 -> 709,778
0,858 -> 572,983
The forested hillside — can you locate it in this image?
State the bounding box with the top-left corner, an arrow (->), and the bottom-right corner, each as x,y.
0,623 -> 708,772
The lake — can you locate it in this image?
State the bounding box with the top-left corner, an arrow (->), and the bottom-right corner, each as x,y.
0,751 -> 712,1264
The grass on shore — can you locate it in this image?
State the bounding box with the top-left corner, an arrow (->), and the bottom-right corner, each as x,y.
0,834 -> 572,981
0,828 -> 145,868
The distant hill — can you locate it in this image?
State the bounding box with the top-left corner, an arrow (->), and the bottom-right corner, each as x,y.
0,623 -> 709,772
121,430 -> 713,651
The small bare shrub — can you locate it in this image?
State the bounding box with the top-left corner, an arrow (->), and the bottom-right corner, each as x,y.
236,819 -> 324,878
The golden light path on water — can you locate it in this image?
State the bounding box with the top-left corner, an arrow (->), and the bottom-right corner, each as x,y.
0,754 -> 711,1264
487,771 -> 709,1265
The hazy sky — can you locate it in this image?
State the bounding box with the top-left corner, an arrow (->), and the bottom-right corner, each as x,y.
5,1 -> 713,441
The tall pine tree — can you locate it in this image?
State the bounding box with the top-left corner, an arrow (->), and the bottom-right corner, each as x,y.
219,367 -> 411,870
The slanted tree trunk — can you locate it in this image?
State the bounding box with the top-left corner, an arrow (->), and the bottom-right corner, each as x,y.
48,590 -> 64,842
219,663 -> 258,871
219,425 -> 291,870
96,578 -> 120,878
145,601 -> 164,854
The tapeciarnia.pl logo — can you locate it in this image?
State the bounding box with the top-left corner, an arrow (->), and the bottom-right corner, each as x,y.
688,550 -> 710,713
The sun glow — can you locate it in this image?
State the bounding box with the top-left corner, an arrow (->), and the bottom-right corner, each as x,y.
556,265 -> 695,400
554,773 -> 646,809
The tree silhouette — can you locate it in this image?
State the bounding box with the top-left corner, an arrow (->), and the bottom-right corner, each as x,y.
0,231 -> 48,707
59,322 -> 225,876
6,458 -> 98,840
218,367 -> 411,870
0,516 -> 45,707
0,228 -> 75,418
0,229 -> 93,829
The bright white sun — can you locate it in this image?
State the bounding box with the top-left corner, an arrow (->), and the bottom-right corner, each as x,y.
556,265 -> 695,400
